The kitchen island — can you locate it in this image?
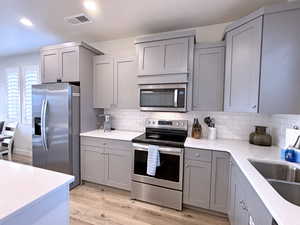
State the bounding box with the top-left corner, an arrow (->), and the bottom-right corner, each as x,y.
0,160 -> 74,225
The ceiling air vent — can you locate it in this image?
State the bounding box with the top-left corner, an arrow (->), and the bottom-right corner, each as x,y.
64,13 -> 92,25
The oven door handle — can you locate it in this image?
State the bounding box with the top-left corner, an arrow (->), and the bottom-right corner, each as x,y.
132,143 -> 182,153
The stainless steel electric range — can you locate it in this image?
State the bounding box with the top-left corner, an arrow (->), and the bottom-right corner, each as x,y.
131,119 -> 188,210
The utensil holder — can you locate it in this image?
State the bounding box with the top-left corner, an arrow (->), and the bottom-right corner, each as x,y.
208,127 -> 217,140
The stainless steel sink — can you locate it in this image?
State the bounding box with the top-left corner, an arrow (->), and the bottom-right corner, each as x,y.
249,160 -> 300,206
268,179 -> 300,206
249,160 -> 300,183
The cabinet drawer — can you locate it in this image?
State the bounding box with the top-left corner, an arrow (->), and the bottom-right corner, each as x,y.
81,145 -> 105,154
185,148 -> 212,162
106,140 -> 132,151
81,137 -> 106,147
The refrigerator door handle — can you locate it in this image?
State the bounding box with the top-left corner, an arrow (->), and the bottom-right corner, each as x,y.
40,99 -> 48,151
43,99 -> 48,151
40,99 -> 46,151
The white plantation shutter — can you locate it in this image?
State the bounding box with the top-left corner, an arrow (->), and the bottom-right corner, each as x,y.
23,65 -> 40,124
6,68 -> 21,121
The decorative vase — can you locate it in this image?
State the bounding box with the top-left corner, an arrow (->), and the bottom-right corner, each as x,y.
249,126 -> 272,147
192,118 -> 202,139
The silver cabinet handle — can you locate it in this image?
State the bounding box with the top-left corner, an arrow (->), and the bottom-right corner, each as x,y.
174,89 -> 178,107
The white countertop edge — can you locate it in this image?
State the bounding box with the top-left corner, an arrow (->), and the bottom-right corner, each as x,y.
184,138 -> 300,225
0,181 -> 72,223
80,129 -> 143,141
0,160 -> 74,222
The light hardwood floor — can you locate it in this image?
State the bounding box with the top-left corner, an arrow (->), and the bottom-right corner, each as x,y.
8,154 -> 230,225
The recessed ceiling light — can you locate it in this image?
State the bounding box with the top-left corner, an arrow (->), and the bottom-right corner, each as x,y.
20,17 -> 33,27
83,1 -> 97,11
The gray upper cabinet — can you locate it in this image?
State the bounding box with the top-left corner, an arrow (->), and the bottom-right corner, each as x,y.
210,151 -> 230,213
113,57 -> 138,109
193,43 -> 225,111
224,16 -> 262,113
260,8 -> 300,114
41,47 -> 79,83
60,47 -> 79,82
93,56 -> 138,109
41,49 -> 60,83
93,56 -> 114,108
137,38 -> 189,76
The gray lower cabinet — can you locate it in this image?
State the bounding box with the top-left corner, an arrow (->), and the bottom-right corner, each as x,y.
210,151 -> 230,213
224,16 -> 262,113
193,43 -> 225,111
93,56 -> 138,109
81,137 -> 131,191
228,159 -> 273,225
183,148 -> 230,213
184,159 -> 212,208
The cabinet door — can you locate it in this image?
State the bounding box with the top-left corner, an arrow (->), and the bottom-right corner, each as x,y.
234,183 -> 249,225
41,50 -> 59,83
183,160 -> 211,208
260,9 -> 300,114
193,45 -> 224,111
114,57 -> 138,109
138,38 -> 189,76
224,17 -> 262,112
210,151 -> 230,213
83,148 -> 106,184
228,161 -> 237,225
105,147 -> 131,191
93,56 -> 114,108
60,47 -> 79,82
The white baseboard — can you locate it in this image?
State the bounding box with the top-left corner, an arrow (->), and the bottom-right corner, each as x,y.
14,147 -> 32,157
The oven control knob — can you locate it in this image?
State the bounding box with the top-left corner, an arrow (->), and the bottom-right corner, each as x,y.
175,122 -> 179,126
180,122 -> 184,126
152,121 -> 156,125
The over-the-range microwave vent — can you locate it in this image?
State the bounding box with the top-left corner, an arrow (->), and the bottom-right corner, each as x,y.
64,13 -> 92,25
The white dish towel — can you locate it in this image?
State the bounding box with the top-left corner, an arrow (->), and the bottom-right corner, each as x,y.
147,145 -> 160,176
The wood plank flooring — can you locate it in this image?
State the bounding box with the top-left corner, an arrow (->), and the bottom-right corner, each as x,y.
8,154 -> 230,225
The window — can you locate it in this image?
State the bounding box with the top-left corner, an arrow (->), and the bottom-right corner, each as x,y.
23,65 -> 40,124
5,65 -> 40,124
6,68 -> 21,121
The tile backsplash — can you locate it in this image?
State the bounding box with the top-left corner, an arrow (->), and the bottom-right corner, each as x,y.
104,109 -> 300,147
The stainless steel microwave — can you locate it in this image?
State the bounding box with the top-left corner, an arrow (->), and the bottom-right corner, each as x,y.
139,84 -> 187,112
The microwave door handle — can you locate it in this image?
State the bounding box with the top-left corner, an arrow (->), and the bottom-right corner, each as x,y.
174,89 -> 178,107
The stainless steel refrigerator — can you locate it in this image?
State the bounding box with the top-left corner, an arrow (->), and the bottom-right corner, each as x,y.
32,83 -> 80,188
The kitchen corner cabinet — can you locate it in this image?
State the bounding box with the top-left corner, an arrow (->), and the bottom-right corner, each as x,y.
228,160 -> 273,225
224,16 -> 262,113
41,47 -> 79,83
93,55 -> 138,109
81,137 -> 131,191
193,43 -> 225,111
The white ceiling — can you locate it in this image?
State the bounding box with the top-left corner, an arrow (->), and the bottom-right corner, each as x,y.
0,0 -> 285,57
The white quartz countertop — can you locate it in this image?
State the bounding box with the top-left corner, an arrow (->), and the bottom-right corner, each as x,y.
80,129 -> 143,141
0,160 -> 74,222
185,138 -> 299,225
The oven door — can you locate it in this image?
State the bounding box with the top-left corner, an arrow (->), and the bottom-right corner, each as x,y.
139,84 -> 187,112
132,143 -> 183,190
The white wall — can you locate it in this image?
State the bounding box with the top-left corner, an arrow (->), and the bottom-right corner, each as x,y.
90,22 -> 231,57
0,52 -> 40,155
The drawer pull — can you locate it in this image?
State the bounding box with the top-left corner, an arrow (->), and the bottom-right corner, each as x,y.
195,153 -> 201,157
